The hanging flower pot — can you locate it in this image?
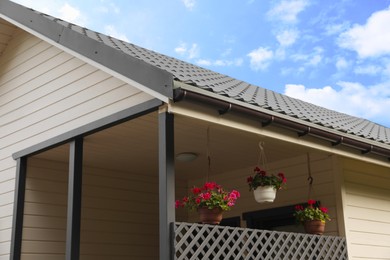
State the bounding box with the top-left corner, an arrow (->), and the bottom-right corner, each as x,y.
247,166 -> 286,203
198,207 -> 223,224
294,200 -> 331,235
175,182 -> 240,224
253,186 -> 277,203
304,220 -> 326,235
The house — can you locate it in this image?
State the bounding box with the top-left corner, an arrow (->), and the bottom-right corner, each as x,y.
0,0 -> 389,259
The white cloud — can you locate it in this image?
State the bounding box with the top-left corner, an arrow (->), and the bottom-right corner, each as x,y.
324,22 -> 350,36
338,6 -> 390,58
267,0 -> 309,23
174,42 -> 199,59
12,1 -> 86,26
58,3 -> 85,25
247,47 -> 274,71
291,47 -> 324,67
181,0 -> 196,10
95,2 -> 120,14
276,29 -> 299,47
196,59 -> 211,66
284,82 -> 390,125
196,58 -> 243,67
104,25 -> 129,42
335,57 -> 349,70
174,43 -> 187,56
354,65 -> 382,75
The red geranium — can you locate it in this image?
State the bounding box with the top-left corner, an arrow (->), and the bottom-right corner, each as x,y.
294,200 -> 331,223
247,166 -> 287,191
175,182 -> 240,211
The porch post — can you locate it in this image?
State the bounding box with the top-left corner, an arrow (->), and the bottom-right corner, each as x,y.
10,157 -> 27,260
66,137 -> 83,260
158,110 -> 175,260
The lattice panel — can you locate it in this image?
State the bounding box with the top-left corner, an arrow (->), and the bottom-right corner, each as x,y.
174,222 -> 348,260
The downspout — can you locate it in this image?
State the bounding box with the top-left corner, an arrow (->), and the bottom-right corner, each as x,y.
173,88 -> 390,161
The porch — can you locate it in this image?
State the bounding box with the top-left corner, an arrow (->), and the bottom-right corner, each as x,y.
11,103 -> 349,259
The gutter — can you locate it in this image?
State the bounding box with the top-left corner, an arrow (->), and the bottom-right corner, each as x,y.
173,88 -> 390,161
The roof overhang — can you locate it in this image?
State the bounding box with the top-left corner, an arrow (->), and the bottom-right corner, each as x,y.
172,81 -> 390,165
0,0 -> 173,102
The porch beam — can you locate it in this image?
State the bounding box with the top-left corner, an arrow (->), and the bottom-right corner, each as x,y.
10,157 -> 27,260
158,110 -> 175,260
66,137 -> 84,260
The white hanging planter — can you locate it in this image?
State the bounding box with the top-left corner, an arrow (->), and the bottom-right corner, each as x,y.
253,186 -> 277,203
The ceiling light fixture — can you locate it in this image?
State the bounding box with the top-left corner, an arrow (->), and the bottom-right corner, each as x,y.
176,152 -> 198,162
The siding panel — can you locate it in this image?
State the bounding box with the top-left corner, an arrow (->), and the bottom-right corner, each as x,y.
80,165 -> 159,259
0,27 -> 155,259
343,158 -> 390,260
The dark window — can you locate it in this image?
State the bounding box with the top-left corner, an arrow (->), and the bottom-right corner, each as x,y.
220,216 -> 241,227
243,204 -> 305,232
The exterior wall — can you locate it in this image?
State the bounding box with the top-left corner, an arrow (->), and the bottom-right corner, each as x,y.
342,158 -> 390,259
24,157 -> 159,260
0,28 -> 154,259
179,152 -> 340,236
81,168 -> 159,260
23,156 -> 68,260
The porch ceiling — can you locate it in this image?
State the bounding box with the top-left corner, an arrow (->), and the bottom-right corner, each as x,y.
33,112 -> 309,180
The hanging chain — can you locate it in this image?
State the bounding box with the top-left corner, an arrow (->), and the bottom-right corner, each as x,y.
257,141 -> 268,170
206,126 -> 211,182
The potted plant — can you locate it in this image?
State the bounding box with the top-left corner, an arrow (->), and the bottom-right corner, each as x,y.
175,182 -> 240,224
294,199 -> 331,235
247,166 -> 286,203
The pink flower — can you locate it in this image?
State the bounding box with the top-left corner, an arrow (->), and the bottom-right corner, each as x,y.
202,192 -> 211,200
175,200 -> 182,208
229,190 -> 240,200
192,187 -> 202,194
204,182 -> 217,190
320,207 -> 328,213
227,201 -> 235,207
308,199 -> 316,205
195,198 -> 201,204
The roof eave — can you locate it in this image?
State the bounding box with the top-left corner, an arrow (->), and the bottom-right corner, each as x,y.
173,82 -> 390,161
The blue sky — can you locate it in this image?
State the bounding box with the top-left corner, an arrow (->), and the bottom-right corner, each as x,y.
13,0 -> 390,127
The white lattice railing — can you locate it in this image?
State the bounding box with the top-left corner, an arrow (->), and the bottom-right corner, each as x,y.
173,222 -> 348,260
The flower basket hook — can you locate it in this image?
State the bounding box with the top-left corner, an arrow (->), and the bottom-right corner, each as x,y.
306,153 -> 315,200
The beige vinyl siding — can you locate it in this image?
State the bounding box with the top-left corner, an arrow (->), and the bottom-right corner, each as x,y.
80,165 -> 159,260
0,27 -> 154,258
0,20 -> 16,56
22,157 -> 68,260
24,156 -> 159,260
180,152 -> 340,235
342,158 -> 390,260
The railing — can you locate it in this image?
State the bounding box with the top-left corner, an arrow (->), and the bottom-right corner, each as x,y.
173,222 -> 348,260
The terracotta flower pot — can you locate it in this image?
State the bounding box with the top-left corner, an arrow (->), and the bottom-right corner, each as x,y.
253,186 -> 277,203
198,207 -> 223,224
304,220 -> 325,235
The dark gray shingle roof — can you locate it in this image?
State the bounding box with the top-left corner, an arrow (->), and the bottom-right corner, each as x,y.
8,3 -> 390,145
